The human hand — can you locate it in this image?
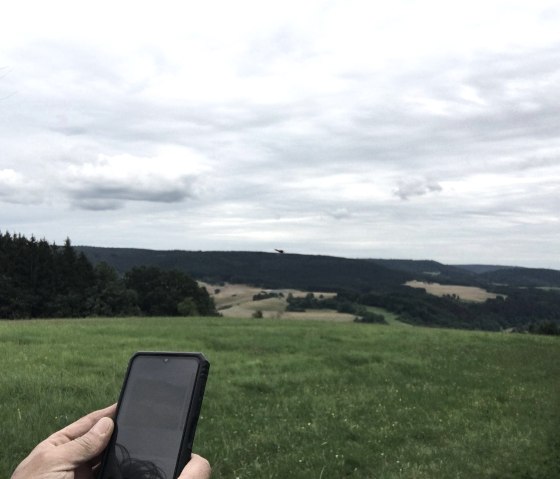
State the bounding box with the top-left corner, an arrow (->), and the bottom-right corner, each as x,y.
178,454 -> 212,479
12,404 -> 211,479
11,404 -> 116,479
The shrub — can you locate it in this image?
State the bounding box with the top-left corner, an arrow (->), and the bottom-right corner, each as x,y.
354,311 -> 387,324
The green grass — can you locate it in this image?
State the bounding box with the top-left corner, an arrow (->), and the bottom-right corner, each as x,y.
1,317 -> 559,478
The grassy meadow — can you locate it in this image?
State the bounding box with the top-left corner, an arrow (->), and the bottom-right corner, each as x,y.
1,317 -> 559,479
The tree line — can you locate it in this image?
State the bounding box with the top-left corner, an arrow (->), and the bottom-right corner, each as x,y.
0,232 -> 217,319
285,293 -> 386,324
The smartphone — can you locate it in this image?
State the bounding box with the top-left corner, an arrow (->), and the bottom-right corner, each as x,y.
97,352 -> 209,479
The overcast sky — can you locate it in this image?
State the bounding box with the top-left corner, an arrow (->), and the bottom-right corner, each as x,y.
1,0 -> 560,268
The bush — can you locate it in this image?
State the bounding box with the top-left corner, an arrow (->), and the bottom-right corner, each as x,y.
253,291 -> 280,301
178,298 -> 199,316
528,321 -> 560,336
354,311 -> 387,324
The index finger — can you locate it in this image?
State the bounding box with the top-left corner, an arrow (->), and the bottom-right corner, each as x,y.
48,404 -> 117,446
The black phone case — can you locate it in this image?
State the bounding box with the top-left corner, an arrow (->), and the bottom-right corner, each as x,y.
97,351 -> 210,479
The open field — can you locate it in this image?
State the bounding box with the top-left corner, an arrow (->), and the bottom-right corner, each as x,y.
201,282 -> 347,321
1,317 -> 559,478
221,303 -> 356,322
405,280 -> 505,302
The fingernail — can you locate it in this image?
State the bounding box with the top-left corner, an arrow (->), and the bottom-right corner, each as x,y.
92,417 -> 113,436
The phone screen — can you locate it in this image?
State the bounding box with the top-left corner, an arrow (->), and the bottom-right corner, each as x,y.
100,355 -> 200,479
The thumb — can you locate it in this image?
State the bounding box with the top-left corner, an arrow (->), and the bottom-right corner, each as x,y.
58,416 -> 114,465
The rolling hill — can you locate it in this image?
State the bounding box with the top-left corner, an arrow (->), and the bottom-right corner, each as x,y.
77,246 -> 560,290
77,247 -> 409,292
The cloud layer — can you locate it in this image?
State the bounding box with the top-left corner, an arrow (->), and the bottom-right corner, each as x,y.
1,0 -> 560,268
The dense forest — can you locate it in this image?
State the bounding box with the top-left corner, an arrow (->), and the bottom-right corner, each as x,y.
78,247 -> 411,291
0,233 -> 216,319
342,287 -> 560,333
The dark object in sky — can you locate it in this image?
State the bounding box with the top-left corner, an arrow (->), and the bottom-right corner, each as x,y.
274,249 -> 285,254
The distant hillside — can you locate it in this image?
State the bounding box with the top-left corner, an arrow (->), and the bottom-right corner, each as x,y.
77,247 -> 410,292
369,259 -> 479,285
76,246 -> 560,332
375,260 -> 560,288
454,264 -> 513,274
77,247 -> 560,291
479,267 -> 560,288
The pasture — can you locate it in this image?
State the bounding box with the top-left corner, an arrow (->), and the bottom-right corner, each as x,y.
1,317 -> 559,478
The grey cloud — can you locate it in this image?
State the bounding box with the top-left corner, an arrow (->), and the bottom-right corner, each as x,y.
430,47 -> 560,143
395,178 -> 442,200
81,182 -> 193,202
506,156 -> 560,171
342,44 -> 560,172
64,175 -> 197,210
329,207 -> 352,220
72,198 -> 125,211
